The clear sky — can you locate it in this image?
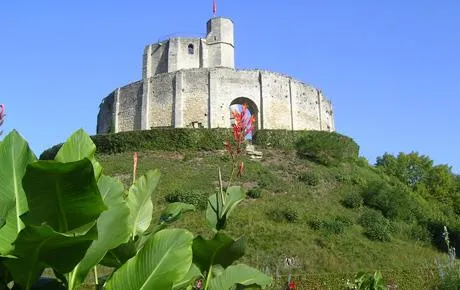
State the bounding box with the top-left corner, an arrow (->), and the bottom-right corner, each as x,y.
1,1 -> 459,173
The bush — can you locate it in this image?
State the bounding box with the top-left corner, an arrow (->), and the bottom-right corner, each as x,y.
294,131 -> 359,166
246,187 -> 262,199
362,181 -> 422,222
297,171 -> 320,186
342,192 -> 363,209
165,189 -> 208,210
40,128 -> 234,159
308,216 -> 352,235
408,223 -> 432,243
358,209 -> 392,242
428,222 -> 460,257
268,207 -> 299,223
252,130 -> 298,150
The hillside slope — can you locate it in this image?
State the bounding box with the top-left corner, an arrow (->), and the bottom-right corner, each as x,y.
97,148 -> 455,289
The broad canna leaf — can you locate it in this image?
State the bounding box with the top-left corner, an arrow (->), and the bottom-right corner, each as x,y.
67,175 -> 130,289
54,129 -> 102,180
160,202 -> 195,224
222,186 -> 245,217
208,264 -> 272,290
127,170 -> 160,238
193,232 -> 245,274
100,238 -> 137,268
4,224 -> 97,289
206,186 -> 245,231
0,130 -> 36,255
100,169 -> 161,269
104,229 -> 194,290
172,263 -> 202,290
20,159 -> 106,233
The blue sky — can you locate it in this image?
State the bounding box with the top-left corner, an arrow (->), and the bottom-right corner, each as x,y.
1,1 -> 459,173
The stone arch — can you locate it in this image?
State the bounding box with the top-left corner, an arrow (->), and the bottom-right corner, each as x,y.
229,97 -> 258,140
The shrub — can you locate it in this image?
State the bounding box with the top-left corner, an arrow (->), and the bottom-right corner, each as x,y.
40,128 -> 233,159
333,171 -> 352,183
428,222 -> 460,257
268,207 -> 299,223
308,216 -> 352,235
294,131 -> 359,166
346,271 -> 388,290
246,187 -> 262,199
335,215 -> 354,227
434,226 -> 460,290
342,192 -> 363,209
297,171 -> 320,186
252,130 -> 298,150
165,189 -> 208,210
408,223 -> 432,243
356,156 -> 370,167
358,209 -> 392,242
362,181 -> 422,222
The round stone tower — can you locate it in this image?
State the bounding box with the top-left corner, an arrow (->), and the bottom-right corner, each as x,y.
205,17 -> 234,68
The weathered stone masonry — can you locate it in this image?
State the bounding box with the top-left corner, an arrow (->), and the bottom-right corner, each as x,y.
97,17 -> 335,134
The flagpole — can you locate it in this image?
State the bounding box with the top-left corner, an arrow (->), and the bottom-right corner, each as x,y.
213,0 -> 216,17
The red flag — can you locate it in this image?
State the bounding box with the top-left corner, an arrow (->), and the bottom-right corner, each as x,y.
213,0 -> 216,16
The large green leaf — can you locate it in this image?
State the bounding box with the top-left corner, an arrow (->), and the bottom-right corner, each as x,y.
160,202 -> 195,224
206,186 -> 245,231
172,263 -> 201,290
104,229 -> 194,290
193,232 -> 245,274
67,175 -> 130,289
0,130 -> 36,254
208,264 -> 272,290
100,238 -> 137,268
54,129 -> 102,180
127,170 -> 160,238
4,224 -> 97,289
21,159 -> 107,233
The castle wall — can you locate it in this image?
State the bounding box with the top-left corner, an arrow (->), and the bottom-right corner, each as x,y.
117,81 -> 143,132
290,80 -> 321,130
209,69 -> 260,128
102,68 -> 335,134
149,73 -> 175,128
97,91 -> 115,134
260,71 -> 292,129
320,96 -> 335,131
176,38 -> 202,71
180,69 -> 209,128
143,42 -> 169,79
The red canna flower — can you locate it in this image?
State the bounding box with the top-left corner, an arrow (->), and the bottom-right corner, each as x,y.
288,279 -> 296,289
231,103 -> 255,144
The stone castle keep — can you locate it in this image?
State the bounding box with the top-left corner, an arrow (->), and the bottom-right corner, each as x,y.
97,17 -> 335,134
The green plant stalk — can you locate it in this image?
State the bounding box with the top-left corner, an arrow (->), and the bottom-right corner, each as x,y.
218,168 -> 225,219
204,264 -> 213,290
93,266 -> 98,286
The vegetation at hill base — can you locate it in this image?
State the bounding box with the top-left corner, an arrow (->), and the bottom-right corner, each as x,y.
1,113 -> 459,289
90,129 -> 459,289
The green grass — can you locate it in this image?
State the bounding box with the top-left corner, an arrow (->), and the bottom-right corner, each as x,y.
95,148 -> 445,289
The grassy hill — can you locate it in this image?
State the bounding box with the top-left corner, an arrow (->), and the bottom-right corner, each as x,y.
95,146 -> 456,289
39,129 -> 459,289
